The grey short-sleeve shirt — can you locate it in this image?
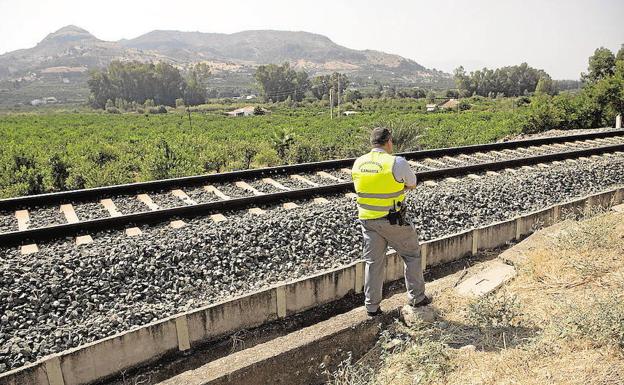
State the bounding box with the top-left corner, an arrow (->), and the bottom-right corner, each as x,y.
371,148 -> 417,186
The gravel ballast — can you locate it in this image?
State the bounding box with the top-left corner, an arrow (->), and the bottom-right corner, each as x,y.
148,191 -> 187,209
27,207 -> 65,228
111,196 -> 149,215
1,154 -> 624,373
0,212 -> 17,234
211,183 -> 255,198
297,172 -> 334,185
248,180 -> 284,194
184,187 -> 220,203
73,202 -> 109,222
272,176 -> 314,190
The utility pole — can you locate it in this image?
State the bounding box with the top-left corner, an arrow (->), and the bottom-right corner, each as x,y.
330,88 -> 333,119
337,77 -> 341,118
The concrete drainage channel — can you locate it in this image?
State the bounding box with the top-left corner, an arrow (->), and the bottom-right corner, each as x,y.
2,186 -> 623,385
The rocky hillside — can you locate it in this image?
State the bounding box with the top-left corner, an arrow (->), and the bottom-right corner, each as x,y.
0,25 -> 451,105
0,26 -> 172,79
119,29 -> 429,76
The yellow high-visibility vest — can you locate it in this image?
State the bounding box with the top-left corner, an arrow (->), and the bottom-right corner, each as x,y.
351,150 -> 405,220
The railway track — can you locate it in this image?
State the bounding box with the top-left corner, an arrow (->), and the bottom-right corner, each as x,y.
1,129 -> 624,249
2,131 -> 624,379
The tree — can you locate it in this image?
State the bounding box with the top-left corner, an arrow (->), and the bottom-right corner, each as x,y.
588,60 -> 624,121
87,71 -> 116,109
310,72 -> 348,101
582,47 -> 616,84
553,79 -> 581,92
344,89 -> 362,103
184,63 -> 211,105
445,89 -> 460,98
454,63 -> 551,97
255,63 -> 309,102
382,86 -> 396,98
154,63 -> 186,107
294,71 -> 310,102
88,61 -> 188,108
535,76 -> 556,95
453,66 -> 471,93
617,47 -> 624,64
401,88 -> 427,99
311,75 -> 330,100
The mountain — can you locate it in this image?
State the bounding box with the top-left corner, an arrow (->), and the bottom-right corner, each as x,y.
0,26 -> 451,106
120,29 -> 427,74
0,25 -> 166,79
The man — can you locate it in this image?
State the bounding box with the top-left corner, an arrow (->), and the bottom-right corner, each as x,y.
352,127 -> 431,317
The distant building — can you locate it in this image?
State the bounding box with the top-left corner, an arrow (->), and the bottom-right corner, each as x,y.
226,106 -> 270,117
30,96 -> 58,106
245,95 -> 257,100
342,110 -> 359,116
425,104 -> 438,112
439,98 -> 459,110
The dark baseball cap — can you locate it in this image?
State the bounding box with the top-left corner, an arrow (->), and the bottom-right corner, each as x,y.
370,127 -> 392,145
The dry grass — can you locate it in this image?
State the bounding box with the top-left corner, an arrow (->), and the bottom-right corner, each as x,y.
327,211 -> 624,385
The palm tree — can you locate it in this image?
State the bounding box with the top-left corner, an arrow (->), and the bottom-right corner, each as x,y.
373,119 -> 424,152
270,128 -> 295,159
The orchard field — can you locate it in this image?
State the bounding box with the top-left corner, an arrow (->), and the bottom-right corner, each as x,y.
0,96 -> 586,198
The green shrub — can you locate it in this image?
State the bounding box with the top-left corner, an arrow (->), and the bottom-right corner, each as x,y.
48,155 -> 69,191
147,105 -> 168,114
253,146 -> 281,167
458,100 -> 471,111
558,296 -> 624,349
142,140 -> 178,180
288,142 -> 320,163
466,293 -> 521,329
198,148 -> 228,173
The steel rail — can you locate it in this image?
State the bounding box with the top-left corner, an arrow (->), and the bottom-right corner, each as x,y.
1,141 -> 623,247
0,129 -> 623,211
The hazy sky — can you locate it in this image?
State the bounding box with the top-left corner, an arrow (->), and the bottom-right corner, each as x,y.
0,0 -> 622,79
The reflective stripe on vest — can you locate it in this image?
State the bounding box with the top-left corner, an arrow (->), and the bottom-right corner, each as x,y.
357,202 -> 397,211
351,150 -> 405,220
357,189 -> 405,199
